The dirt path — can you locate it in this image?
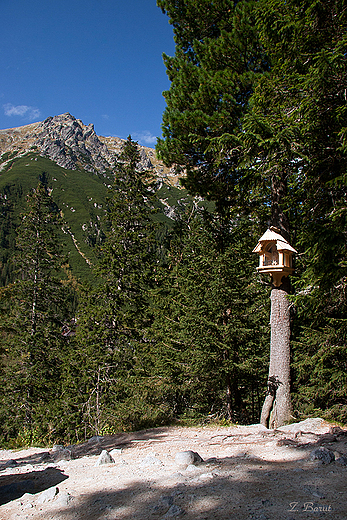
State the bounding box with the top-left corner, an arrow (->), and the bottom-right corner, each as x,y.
0,418 -> 346,520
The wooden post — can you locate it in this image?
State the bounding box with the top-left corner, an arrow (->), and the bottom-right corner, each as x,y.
260,284 -> 292,428
253,227 -> 295,428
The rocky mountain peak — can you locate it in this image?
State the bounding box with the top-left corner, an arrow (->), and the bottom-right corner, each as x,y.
33,113 -> 113,173
0,113 -> 181,185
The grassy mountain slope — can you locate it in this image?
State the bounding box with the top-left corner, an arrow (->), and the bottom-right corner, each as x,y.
0,150 -> 191,283
0,152 -> 108,280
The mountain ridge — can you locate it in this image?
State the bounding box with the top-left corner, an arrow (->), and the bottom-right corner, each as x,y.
0,112 -> 180,186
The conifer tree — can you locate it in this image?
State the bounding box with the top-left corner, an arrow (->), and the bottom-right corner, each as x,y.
150,207 -> 269,423
0,184 -> 23,286
74,137 -> 164,435
244,0 -> 347,424
0,181 -> 71,444
157,0 -> 292,426
157,0 -> 347,425
156,0 -> 268,206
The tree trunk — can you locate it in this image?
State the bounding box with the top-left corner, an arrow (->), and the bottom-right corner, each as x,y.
260,169 -> 292,428
226,374 -> 233,420
271,172 -> 290,241
260,285 -> 292,428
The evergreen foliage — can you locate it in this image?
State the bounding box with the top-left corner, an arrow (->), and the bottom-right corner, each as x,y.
156,0 -> 268,206
151,207 -> 269,423
0,184 -> 22,286
157,0 -> 347,424
0,154 -> 108,283
292,282 -> 347,423
0,181 -> 73,445
73,137 -> 169,437
248,0 -> 347,422
0,1 -> 346,444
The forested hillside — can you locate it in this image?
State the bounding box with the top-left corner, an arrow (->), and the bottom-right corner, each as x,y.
0,0 -> 346,447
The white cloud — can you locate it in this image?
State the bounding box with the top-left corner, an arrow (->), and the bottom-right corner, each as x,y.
3,103 -> 41,120
133,131 -> 157,146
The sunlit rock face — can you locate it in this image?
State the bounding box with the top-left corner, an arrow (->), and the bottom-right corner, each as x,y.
0,112 -> 179,184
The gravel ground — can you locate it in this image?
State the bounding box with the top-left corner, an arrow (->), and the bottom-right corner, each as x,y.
0,418 -> 346,520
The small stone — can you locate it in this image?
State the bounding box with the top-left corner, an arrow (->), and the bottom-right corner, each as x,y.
139,455 -> 163,467
163,504 -> 185,518
51,444 -> 64,452
95,450 -> 115,466
309,447 -> 335,464
335,454 -> 347,465
185,464 -> 199,473
22,502 -> 34,509
37,486 -> 59,504
175,451 -> 203,468
56,492 -> 74,506
88,435 -> 104,444
197,472 -> 214,481
168,472 -> 186,483
51,448 -> 72,461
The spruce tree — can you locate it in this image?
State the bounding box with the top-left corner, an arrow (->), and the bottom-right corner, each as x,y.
74,137 -> 164,436
156,0 -> 268,205
245,0 -> 347,424
150,206 -> 269,423
157,0 -> 293,426
157,0 -> 347,426
0,181 -> 71,445
0,184 -> 23,286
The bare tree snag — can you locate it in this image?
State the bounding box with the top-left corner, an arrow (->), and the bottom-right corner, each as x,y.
253,171 -> 294,428
260,285 -> 292,428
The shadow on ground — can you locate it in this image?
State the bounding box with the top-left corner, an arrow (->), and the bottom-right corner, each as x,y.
0,467 -> 68,505
45,455 -> 346,520
72,427 -> 172,458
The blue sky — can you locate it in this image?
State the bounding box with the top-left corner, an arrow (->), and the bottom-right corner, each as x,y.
0,0 -> 175,146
